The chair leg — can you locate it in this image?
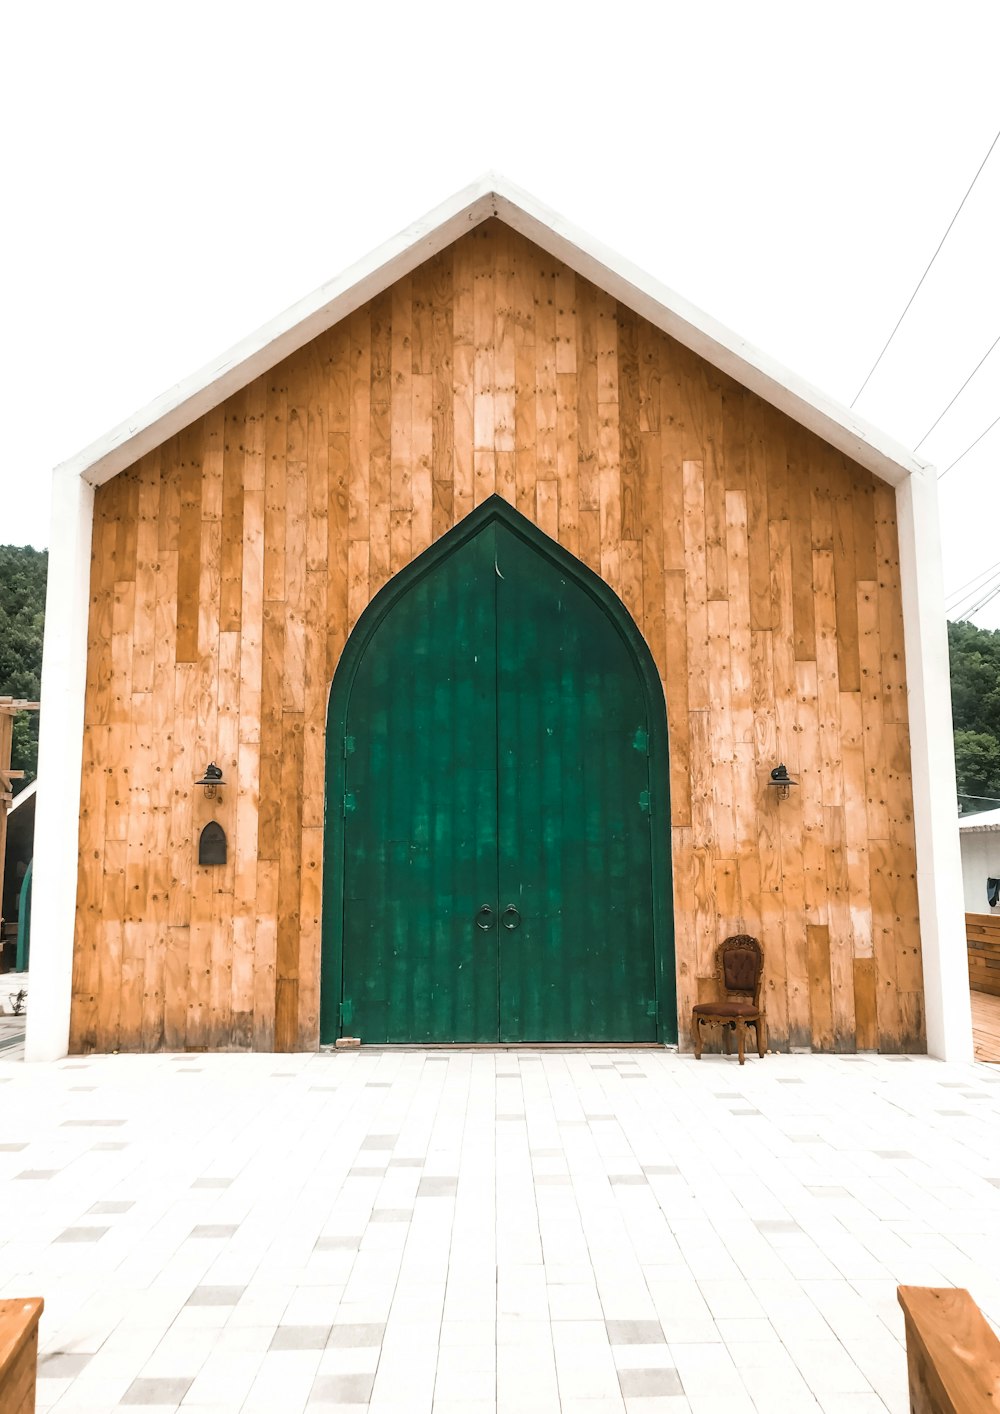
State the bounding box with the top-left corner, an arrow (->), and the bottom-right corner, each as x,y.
693,1015 -> 703,1060
757,1014 -> 767,1058
722,1022 -> 731,1055
737,1022 -> 746,1065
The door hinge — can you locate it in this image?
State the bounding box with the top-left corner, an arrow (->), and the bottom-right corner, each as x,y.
340,997 -> 354,1027
646,998 -> 659,1020
639,788 -> 651,814
343,791 -> 356,817
633,727 -> 649,754
344,734 -> 355,759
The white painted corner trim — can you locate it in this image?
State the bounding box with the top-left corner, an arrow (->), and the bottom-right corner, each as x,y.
58,171 -> 930,494
896,473 -> 972,1061
25,468 -> 94,1062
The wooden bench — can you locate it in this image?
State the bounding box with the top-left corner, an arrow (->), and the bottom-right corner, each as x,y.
0,1298 -> 44,1414
898,1286 -> 1000,1412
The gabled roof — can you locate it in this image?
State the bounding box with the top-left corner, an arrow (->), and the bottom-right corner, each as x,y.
8,779 -> 36,817
959,806 -> 1000,833
57,172 -> 931,491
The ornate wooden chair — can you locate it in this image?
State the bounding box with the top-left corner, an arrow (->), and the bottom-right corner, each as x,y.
692,934 -> 766,1064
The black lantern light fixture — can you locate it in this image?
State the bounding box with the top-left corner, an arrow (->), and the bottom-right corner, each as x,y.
195,762 -> 225,800
769,763 -> 797,801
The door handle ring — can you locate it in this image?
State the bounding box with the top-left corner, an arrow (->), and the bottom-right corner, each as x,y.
475,904 -> 494,931
502,905 -> 521,931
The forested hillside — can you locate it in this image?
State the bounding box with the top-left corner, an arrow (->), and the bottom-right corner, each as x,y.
949,618 -> 1000,811
0,545 -> 46,791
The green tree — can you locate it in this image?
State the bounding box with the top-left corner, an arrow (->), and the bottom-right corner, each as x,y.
949,619 -> 1000,809
954,730 -> 1000,802
0,545 -> 47,792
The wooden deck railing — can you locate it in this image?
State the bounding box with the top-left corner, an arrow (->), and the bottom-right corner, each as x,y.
898,1286 -> 1000,1412
967,912 -> 1000,997
0,1298 -> 44,1413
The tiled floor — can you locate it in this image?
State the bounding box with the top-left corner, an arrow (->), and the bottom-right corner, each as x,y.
2,1046 -> 999,1413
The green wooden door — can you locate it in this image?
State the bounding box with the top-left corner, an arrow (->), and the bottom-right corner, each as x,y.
340,526 -> 500,1043
495,524 -> 657,1041
330,500 -> 668,1045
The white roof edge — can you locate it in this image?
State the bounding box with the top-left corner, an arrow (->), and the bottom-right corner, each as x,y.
959,806 -> 1000,832
57,170 -> 933,491
8,779 -> 37,816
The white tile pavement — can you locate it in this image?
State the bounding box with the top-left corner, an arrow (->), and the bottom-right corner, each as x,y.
0,1046 -> 998,1412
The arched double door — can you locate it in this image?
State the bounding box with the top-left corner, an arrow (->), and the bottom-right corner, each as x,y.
321,497 -> 675,1045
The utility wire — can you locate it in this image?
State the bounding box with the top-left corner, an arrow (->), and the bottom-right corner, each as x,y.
952,565 -> 1000,620
914,332 -> 1000,451
945,555 -> 1000,608
966,576 -> 1000,619
951,568 -> 1000,620
851,123 -> 1000,408
947,563 -> 1000,616
950,584 -> 1000,622
939,409 -> 1000,479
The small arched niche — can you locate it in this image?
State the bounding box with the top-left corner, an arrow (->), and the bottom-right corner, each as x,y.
198,820 -> 227,867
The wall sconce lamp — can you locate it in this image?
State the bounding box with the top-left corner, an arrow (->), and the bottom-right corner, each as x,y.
769,764 -> 797,801
195,762 -> 225,800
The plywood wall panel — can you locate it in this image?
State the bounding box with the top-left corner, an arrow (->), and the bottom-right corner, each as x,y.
72,219 -> 925,1054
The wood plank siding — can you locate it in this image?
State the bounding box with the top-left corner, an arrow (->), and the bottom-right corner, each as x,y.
968,913 -> 1000,998
70,219 -> 924,1054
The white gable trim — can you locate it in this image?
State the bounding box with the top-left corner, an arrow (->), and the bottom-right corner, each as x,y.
8,778 -> 36,818
60,173 -> 929,492
959,807 -> 1000,832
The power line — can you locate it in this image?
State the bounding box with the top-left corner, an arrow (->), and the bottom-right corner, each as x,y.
938,409 -> 1000,479
914,332 -> 1000,451
945,555 -> 1000,609
951,565 -> 1000,620
947,562 -> 1000,616
966,576 -> 1000,620
950,562 -> 1000,619
851,123 -> 1000,408
950,566 -> 1000,620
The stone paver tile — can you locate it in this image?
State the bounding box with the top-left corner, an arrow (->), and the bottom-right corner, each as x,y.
606,1320 -> 666,1345
309,1371 -> 376,1404
38,1352 -> 93,1377
327,1323 -> 385,1347
186,1286 -> 244,1306
271,1325 -> 333,1350
618,1366 -> 685,1397
417,1176 -> 458,1197
120,1375 -> 194,1404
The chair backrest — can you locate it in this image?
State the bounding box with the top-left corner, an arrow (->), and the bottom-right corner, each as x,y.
719,935 -> 763,1006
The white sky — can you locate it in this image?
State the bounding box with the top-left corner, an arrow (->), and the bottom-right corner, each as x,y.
3,0 -> 999,627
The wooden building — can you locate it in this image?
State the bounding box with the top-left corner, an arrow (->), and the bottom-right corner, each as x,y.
27,177 -> 971,1060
